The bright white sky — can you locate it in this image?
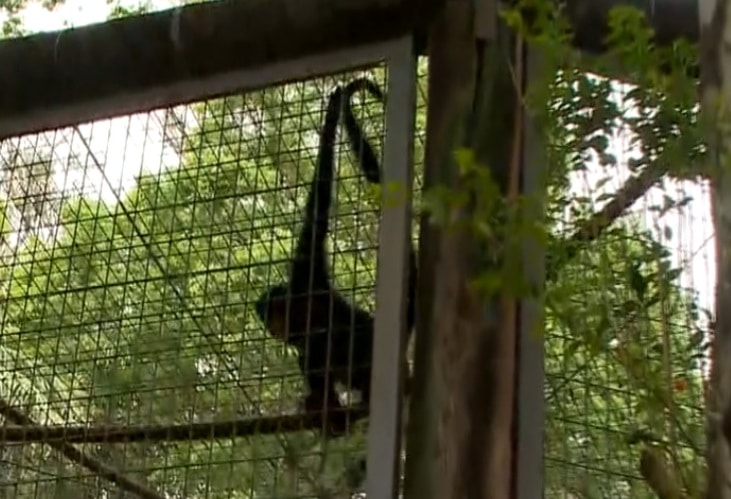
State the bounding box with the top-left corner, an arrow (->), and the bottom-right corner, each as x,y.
8,1 -> 718,325
17,0 -> 173,29
572,98 -> 716,327
6,0 -> 180,212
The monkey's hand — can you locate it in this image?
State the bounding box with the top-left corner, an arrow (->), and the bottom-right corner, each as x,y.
304,391 -> 348,437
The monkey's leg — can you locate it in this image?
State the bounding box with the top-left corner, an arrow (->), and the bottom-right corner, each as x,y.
304,373 -> 348,437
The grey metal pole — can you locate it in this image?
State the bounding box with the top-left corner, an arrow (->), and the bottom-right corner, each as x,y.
367,35 -> 417,499
515,43 -> 548,499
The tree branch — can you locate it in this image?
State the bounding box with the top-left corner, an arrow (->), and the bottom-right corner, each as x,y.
548,161 -> 668,280
0,399 -> 165,499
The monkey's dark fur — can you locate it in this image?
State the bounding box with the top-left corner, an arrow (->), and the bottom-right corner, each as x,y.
254,78 -> 417,436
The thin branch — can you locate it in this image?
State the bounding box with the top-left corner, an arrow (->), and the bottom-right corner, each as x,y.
0,399 -> 165,499
548,161 -> 668,280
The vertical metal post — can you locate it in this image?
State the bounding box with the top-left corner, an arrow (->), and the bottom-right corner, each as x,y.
515,46 -> 547,499
367,35 -> 417,499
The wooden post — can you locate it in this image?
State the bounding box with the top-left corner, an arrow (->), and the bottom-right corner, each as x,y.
402,0 -> 534,497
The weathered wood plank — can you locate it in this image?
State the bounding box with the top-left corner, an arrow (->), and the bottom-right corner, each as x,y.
0,0 -> 434,136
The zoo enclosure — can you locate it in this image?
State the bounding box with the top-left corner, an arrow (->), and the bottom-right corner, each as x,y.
0,0 -> 708,498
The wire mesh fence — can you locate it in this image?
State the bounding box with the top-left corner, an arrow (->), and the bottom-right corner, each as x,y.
542,78 -> 711,498
0,61 -> 429,499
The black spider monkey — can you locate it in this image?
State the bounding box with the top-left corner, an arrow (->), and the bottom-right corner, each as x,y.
255,78 -> 417,436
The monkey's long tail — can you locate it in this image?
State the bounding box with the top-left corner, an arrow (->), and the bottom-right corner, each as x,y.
294,84 -> 345,265
341,77 -> 384,184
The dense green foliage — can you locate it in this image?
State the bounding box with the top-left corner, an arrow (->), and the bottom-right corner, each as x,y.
521,5 -> 705,497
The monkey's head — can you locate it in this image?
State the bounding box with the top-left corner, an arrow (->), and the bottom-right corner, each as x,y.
256,285 -> 326,346
255,285 -> 291,340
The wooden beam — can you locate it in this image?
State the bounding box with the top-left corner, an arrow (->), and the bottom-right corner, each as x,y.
0,0 -> 700,139
566,0 -> 699,53
0,0 -> 433,137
